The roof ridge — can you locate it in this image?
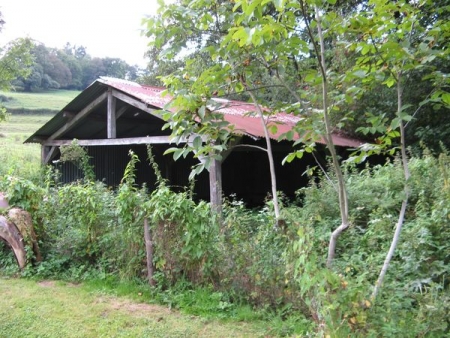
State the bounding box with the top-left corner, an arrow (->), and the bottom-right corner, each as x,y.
99,76 -> 142,87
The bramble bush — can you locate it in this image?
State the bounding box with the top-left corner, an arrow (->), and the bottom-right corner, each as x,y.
291,152 -> 449,336
0,148 -> 448,336
144,145 -> 219,287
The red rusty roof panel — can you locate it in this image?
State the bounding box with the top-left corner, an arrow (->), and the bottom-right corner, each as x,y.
99,77 -> 362,148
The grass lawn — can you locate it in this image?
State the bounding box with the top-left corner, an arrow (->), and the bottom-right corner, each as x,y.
0,277 -> 268,338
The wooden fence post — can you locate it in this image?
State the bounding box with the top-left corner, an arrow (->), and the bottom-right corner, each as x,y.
144,217 -> 156,286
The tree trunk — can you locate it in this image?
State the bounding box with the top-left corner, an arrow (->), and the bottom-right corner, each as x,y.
0,215 -> 27,269
247,90 -> 281,222
312,6 -> 350,267
372,74 -> 410,300
209,157 -> 223,218
144,217 -> 156,286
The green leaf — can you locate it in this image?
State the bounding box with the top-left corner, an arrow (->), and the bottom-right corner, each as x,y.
173,148 -> 185,161
192,135 -> 202,149
244,0 -> 260,16
198,105 -> 206,119
163,147 -> 178,155
390,118 -> 400,130
421,55 -> 436,64
401,114 -> 413,122
361,44 -> 371,55
384,77 -> 395,88
273,0 -> 284,11
353,70 -> 367,78
305,72 -> 318,83
285,130 -> 294,140
282,152 -> 296,165
442,93 -> 450,106
232,27 -> 251,47
268,124 -> 278,135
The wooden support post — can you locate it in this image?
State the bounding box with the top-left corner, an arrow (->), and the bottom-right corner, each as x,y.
107,89 -> 117,139
41,145 -> 58,164
209,158 -> 222,216
144,217 -> 156,286
41,145 -> 50,164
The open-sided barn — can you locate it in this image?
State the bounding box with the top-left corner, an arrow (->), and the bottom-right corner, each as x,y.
26,77 -> 361,206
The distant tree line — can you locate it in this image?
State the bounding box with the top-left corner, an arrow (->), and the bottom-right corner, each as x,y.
0,11 -> 34,121
13,42 -> 144,92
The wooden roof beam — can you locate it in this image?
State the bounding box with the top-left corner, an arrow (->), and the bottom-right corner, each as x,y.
42,136 -> 184,147
111,89 -> 159,118
116,105 -> 128,119
48,92 -> 108,141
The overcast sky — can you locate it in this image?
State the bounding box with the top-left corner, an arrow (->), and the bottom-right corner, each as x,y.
0,0 -> 159,67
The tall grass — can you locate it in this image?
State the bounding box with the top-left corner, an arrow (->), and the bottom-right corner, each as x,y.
0,114 -> 52,180
0,89 -> 77,180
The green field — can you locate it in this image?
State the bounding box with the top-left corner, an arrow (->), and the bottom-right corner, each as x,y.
0,89 -> 80,111
0,90 -> 78,179
0,114 -> 51,178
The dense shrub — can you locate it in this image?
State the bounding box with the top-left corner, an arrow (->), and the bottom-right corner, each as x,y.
290,153 -> 450,336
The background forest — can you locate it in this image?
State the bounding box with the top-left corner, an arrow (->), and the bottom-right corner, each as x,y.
1,0 -> 449,337
8,42 -> 142,92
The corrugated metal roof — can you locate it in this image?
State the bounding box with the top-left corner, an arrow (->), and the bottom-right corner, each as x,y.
26,77 -> 362,148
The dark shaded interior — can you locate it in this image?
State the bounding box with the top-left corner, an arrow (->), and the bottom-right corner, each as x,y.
62,101 -> 170,140
53,138 -> 334,207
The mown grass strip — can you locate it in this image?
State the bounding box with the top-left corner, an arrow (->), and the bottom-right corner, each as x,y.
0,278 -> 269,338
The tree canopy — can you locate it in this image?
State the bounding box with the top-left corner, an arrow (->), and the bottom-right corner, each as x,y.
143,0 -> 449,153
0,11 -> 33,121
13,42 -> 143,92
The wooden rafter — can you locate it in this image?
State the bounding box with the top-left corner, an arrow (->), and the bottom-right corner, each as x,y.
48,92 -> 108,141
116,105 -> 128,119
42,136 -> 183,147
111,89 -> 158,117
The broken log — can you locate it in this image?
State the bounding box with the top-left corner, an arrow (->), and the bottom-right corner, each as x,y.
0,215 -> 27,269
8,208 -> 42,262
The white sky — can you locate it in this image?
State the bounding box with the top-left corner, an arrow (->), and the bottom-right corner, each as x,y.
0,0 -> 160,67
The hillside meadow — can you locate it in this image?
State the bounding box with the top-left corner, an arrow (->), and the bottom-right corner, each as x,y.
0,89 -> 80,111
0,90 -> 79,179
